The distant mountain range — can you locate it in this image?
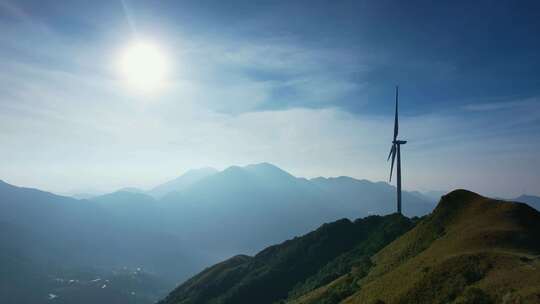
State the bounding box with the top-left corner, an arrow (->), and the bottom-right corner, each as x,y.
159,190 -> 540,304
0,181 -> 174,304
512,194 -> 540,211
2,163 -> 539,303
120,163 -> 434,256
89,163 -> 437,259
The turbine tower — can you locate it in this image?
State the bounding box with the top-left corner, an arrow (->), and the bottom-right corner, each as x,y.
387,86 -> 407,214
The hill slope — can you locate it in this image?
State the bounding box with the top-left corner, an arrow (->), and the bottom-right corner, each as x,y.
149,167 -> 219,198
158,214 -> 416,304
159,189 -> 540,304
290,190 -> 540,304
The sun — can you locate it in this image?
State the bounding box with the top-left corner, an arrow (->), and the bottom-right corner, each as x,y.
117,41 -> 168,93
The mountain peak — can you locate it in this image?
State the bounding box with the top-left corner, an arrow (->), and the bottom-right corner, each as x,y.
243,162 -> 295,179
244,162 -> 286,171
421,189 -> 540,252
441,188 -> 482,200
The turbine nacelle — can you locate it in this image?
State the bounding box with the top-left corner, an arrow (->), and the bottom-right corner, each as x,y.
392,140 -> 407,145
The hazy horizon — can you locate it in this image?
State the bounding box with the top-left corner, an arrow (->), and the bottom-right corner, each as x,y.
0,161 -> 535,199
3,162 -> 427,196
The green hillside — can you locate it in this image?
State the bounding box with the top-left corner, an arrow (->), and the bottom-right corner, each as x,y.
289,190 -> 540,304
158,214 -> 415,304
160,189 -> 540,304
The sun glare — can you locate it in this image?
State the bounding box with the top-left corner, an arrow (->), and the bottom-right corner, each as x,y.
117,41 -> 168,93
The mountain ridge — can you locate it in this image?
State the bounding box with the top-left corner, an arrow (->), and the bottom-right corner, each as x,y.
158,189 -> 540,304
297,190 -> 540,304
158,214 -> 415,304
153,163 -> 433,258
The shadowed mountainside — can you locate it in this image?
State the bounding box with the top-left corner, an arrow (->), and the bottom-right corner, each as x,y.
153,163 -> 433,257
92,163 -> 433,262
159,190 -> 540,304
158,214 -> 415,304
0,181 -> 198,304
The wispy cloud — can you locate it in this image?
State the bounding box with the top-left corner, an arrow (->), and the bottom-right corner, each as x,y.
164,37 -> 368,114
461,97 -> 539,112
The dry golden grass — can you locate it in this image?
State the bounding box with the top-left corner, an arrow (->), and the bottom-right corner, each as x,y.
294,190 -> 540,304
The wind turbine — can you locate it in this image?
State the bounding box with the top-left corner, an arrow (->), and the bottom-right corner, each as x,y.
387,86 -> 407,214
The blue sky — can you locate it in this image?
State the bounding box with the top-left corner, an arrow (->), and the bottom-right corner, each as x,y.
0,0 -> 539,197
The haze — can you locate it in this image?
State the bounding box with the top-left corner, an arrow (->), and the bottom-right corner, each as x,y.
0,0 -> 539,198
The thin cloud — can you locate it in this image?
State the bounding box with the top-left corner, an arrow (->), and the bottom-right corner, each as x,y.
461,97 -> 539,112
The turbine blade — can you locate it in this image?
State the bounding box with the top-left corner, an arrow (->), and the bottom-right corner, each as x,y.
389,145 -> 396,182
394,86 -> 399,140
387,144 -> 396,161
